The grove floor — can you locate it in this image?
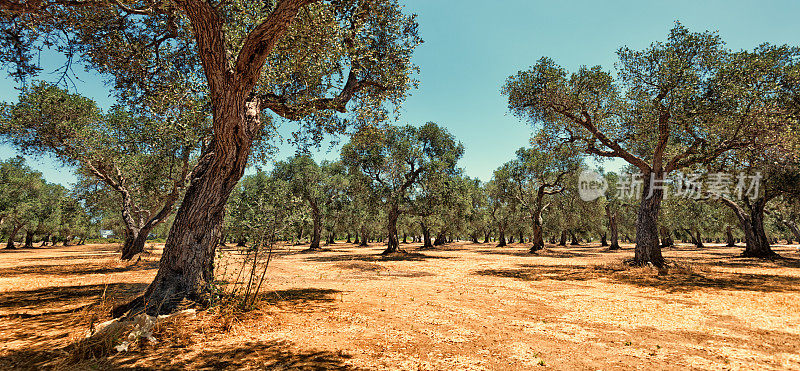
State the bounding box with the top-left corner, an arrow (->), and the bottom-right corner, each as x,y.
1,241 -> 799,370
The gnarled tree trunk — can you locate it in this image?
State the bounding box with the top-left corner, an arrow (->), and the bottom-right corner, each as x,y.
558,230 -> 567,246
420,222 -> 432,248
309,207 -> 322,250
725,226 -> 736,247
496,228 -> 507,247
569,230 -> 580,246
720,196 -> 778,258
23,230 -> 34,248
382,206 -> 400,254
632,172 -> 665,267
529,219 -> 544,253
434,231 -> 446,246
5,223 -> 23,249
121,225 -> 156,260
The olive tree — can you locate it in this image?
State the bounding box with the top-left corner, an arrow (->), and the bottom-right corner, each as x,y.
1,0 -> 421,314
1,82 -> 204,259
503,24 -> 792,267
341,122 -> 463,254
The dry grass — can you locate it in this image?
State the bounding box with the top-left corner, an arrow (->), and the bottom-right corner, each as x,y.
1,241 -> 800,370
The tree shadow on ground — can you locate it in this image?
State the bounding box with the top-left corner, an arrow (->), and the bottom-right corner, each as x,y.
107,339 -> 359,370
474,248 -> 603,259
303,252 -> 450,263
0,282 -> 150,370
673,255 -> 800,269
259,288 -> 341,312
0,283 -> 148,311
473,263 -> 800,294
0,260 -> 158,279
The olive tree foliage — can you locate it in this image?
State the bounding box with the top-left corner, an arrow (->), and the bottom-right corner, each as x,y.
0,156 -> 91,248
341,122 -> 464,254
225,171 -> 298,247
272,155 -> 348,250
0,156 -> 45,248
495,138 -> 582,252
1,0 -> 421,315
0,82 -> 205,259
503,23 -> 796,267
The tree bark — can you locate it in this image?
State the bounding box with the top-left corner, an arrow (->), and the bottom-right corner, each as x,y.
569,230 -> 580,246
496,229 -> 507,247
558,230 -> 567,246
632,171 -> 665,267
433,231 -> 446,246
483,231 -> 490,244
5,223 -> 23,249
121,226 -> 155,260
359,226 -> 369,246
353,232 -> 360,245
530,219 -> 544,253
694,230 -> 704,249
720,196 -> 778,258
23,230 -> 34,248
420,222 -> 432,248
309,206 -> 322,250
600,233 -> 608,247
725,226 -> 736,247
382,206 -> 401,254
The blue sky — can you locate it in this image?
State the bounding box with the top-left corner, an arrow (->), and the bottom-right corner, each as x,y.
2,0 -> 800,186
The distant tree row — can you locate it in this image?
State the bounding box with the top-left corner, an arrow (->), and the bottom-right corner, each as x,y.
0,157 -> 92,248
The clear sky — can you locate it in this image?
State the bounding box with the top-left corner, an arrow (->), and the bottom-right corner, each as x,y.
2,0 -> 800,186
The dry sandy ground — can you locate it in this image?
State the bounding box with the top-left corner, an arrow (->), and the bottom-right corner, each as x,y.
0,241 -> 799,370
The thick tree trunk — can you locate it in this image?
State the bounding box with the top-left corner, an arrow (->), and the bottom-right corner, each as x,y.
40,234 -> 50,247
309,209 -> 322,250
353,232 -> 360,245
402,233 -> 408,244
326,233 -> 335,245
529,217 -> 544,253
496,229 -> 507,247
558,230 -> 567,246
726,226 -> 736,247
382,207 -> 401,254
121,227 -> 154,260
693,230 -> 704,249
420,222 -> 432,248
719,196 -> 778,258
786,223 -> 800,245
600,233 -> 608,247
5,223 -> 23,249
117,127 -> 253,316
483,231 -> 490,244
508,236 -> 514,244
23,231 -> 34,248
569,230 -> 580,246
434,231 -> 446,246
632,172 -> 665,267
359,226 -> 369,246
